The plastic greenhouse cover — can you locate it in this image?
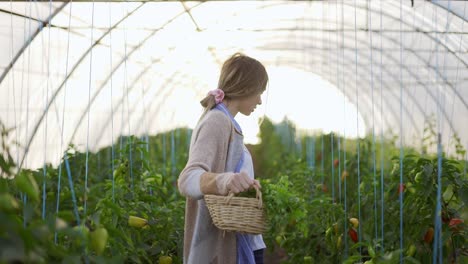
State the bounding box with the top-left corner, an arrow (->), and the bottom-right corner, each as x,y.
0,0 -> 466,169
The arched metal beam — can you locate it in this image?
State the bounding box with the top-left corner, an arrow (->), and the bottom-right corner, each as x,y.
319,62 -> 420,136
350,0 -> 468,109
17,2 -> 147,170
83,37 -> 426,149
241,24 -> 460,134
257,35 -> 430,131
18,2 -> 207,170
65,31 -> 457,156
232,1 -> 468,110
131,73 -> 190,140
17,0 -> 464,169
91,69 -> 180,147
68,56 -> 162,145
425,0 -> 468,23
300,51 -> 421,135
0,2 -> 68,85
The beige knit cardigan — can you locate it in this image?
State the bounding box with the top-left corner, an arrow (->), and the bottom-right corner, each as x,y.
178,109 -> 244,264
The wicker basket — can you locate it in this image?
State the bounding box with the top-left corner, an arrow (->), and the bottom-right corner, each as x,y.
204,186 -> 267,234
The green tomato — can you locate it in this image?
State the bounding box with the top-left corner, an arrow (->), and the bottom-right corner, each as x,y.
72,225 -> 89,247
90,227 -> 108,255
159,256 -> 172,264
275,235 -> 282,245
359,182 -> 366,193
414,172 -> 423,183
315,184 -> 323,191
336,235 -> 342,249
113,169 -> 122,179
0,193 -> 19,212
407,244 -> 416,257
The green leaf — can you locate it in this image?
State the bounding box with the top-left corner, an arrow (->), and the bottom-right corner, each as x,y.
404,256 -> 422,264
368,245 -> 376,258
343,255 -> 362,264
14,171 -> 39,202
459,185 -> 468,205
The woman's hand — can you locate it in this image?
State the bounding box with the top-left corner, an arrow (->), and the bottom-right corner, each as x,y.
216,172 -> 261,195
227,172 -> 264,194
226,172 -> 253,194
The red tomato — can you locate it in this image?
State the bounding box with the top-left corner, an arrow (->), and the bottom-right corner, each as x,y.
398,183 -> 405,194
442,212 -> 450,224
333,159 -> 339,168
348,228 -> 358,243
322,184 -> 328,193
424,227 -> 434,243
449,218 -> 463,226
316,153 -> 322,161
449,218 -> 464,230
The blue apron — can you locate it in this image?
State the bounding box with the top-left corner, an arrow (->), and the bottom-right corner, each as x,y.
215,103 -> 255,264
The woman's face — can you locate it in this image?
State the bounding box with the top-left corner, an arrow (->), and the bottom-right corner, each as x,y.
238,91 -> 263,116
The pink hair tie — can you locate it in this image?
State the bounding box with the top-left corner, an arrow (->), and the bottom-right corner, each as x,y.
207,89 -> 225,104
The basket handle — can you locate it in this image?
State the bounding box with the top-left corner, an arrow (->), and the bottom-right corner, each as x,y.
226,186 -> 263,209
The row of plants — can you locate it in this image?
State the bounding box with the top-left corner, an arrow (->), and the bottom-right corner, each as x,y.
1,117 -> 467,263
1,123 -> 188,263
254,118 -> 467,263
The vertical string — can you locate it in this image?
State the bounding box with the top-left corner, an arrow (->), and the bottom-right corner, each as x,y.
163,133 -> 167,176
420,3 -> 431,155
55,0 -> 73,244
9,0 -> 18,181
176,128 -> 180,171
432,2 -> 449,263
446,3 -> 465,155
119,28 -> 124,158
108,1 -> 116,202
65,155 -> 80,225
122,4 -> 134,191
341,0 -> 348,257
21,2 -> 27,179
320,1 -> 325,186
464,145 -> 467,177
398,0 -> 404,262
186,129 -> 191,158
326,0 -> 331,190
439,2 -> 450,156
409,0 -> 420,138
42,0 -> 53,220
331,132 -> 335,201
138,38 -> 150,158
23,0 -> 34,227
337,135 -> 341,203
171,129 -> 176,177
306,136 -> 311,169
321,135 -> 324,183
312,136 -> 316,171
84,0 -> 96,220
354,0 -> 362,249
335,2 -> 342,204
379,0 -> 385,252
368,0 -> 378,244
137,38 -> 148,192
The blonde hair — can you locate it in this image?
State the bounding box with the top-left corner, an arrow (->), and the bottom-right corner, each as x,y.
200,53 -> 269,111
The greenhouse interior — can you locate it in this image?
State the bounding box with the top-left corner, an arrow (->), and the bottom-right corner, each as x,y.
0,0 -> 467,263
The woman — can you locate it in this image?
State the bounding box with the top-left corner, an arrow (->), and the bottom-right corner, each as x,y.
177,53 -> 269,264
